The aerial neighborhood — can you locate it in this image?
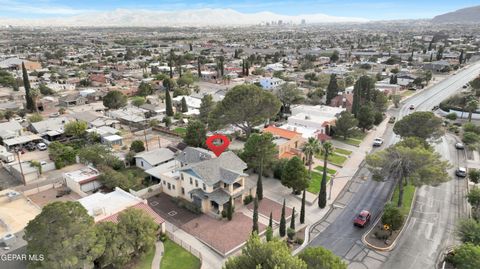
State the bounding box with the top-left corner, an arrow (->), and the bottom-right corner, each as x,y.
0,3 -> 480,269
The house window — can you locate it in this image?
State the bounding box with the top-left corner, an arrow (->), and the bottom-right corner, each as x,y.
182,187 -> 185,195
190,177 -> 193,184
141,161 -> 144,167
195,180 -> 198,187
167,183 -> 171,190
203,183 -> 206,191
172,185 -> 175,190
224,183 -> 227,188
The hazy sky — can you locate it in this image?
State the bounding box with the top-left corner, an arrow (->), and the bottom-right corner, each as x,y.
0,0 -> 478,20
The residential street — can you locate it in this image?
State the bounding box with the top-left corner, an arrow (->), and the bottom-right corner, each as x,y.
307,61 -> 480,269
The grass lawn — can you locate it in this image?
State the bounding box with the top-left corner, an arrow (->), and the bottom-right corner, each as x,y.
334,137 -> 362,147
161,239 -> 201,269
173,127 -> 187,137
133,247 -> 155,269
401,89 -> 416,98
391,183 -> 416,216
327,153 -> 348,167
334,148 -> 352,156
307,171 -> 331,194
314,165 -> 337,175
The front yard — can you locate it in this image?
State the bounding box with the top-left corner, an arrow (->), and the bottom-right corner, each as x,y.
161,239 -> 201,269
307,171 -> 331,194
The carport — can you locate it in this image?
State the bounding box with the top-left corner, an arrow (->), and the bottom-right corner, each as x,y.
3,134 -> 42,151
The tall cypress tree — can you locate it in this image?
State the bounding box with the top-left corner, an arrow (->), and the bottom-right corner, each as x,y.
165,88 -> 174,117
256,161 -> 263,200
227,196 -> 233,221
252,197 -> 259,234
268,212 -> 273,228
300,190 -> 306,224
290,207 -> 296,230
181,97 -> 188,113
22,62 -> 34,111
459,50 -> 464,65
279,199 -> 286,237
197,57 -> 202,78
326,74 -> 339,105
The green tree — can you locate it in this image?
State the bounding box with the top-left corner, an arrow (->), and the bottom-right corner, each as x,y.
181,97 -> 188,112
334,111 -> 358,140
209,84 -> 281,137
382,203 -> 404,231
326,74 -> 339,105
103,90 -> 127,109
137,81 -> 154,96
64,121 -> 88,137
469,169 -> 480,184
457,219 -> 480,245
117,208 -> 159,256
184,120 -> 207,147
318,142 -> 333,208
280,199 -> 286,237
393,111 -> 444,140
223,234 -> 307,269
446,112 -> 458,120
242,133 -> 277,199
165,88 -> 174,117
28,113 -> 43,123
130,140 -> 145,153
467,187 -> 480,220
451,243 -> 480,269
276,83 -> 304,114
98,165 -> 141,190
366,143 -> 450,207
357,105 -> 375,132
330,50 -> 340,63
252,197 -> 259,233
227,196 -> 234,221
24,201 -> 104,269
162,77 -> 175,92
298,246 -> 347,269
95,222 -> 131,268
300,190 -> 306,224
352,75 -> 375,116
78,144 -> 123,169
131,96 -> 146,107
269,212 -> 273,228
265,226 -> 273,242
290,207 -> 296,230
281,156 -> 309,194
199,94 -> 215,124
22,62 -> 35,111
48,142 -> 76,168
392,94 -> 401,108
301,137 -> 321,176
466,99 -> 479,122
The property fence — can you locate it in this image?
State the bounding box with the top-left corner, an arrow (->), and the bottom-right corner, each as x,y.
165,230 -> 203,261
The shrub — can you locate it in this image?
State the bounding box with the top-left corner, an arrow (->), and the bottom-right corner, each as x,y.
464,123 -> 480,135
221,210 -> 227,218
446,112 -> 458,120
159,233 -> 168,242
469,169 -> 480,184
463,132 -> 480,145
374,230 -> 390,240
243,195 -> 253,205
287,228 -> 295,240
382,203 -> 404,231
265,226 -> 273,242
295,238 -> 304,245
130,140 -> 145,153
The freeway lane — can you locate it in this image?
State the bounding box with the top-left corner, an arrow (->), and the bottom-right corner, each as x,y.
307,61 -> 480,269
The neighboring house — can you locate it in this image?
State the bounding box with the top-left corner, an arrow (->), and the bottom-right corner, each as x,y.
64,166 -> 101,196
375,83 -> 401,95
423,60 -> 451,72
29,117 -> 72,141
147,147 -> 256,217
288,105 -> 345,135
58,94 -> 87,107
0,58 -> 41,71
135,148 -> 175,170
78,187 -> 165,233
0,121 -> 23,141
172,95 -> 201,115
259,77 -> 285,90
263,125 -> 305,160
107,106 -> 148,128
2,134 -> 42,151
396,74 -> 416,87
330,93 -> 354,112
5,161 -> 40,184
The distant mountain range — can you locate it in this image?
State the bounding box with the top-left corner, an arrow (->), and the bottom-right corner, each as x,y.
432,5 -> 480,23
0,8 -> 368,27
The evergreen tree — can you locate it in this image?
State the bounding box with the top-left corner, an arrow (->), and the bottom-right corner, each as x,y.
197,57 -> 202,78
326,74 -> 339,105
252,197 -> 259,233
318,142 -> 333,208
256,169 -> 263,200
279,199 -> 286,237
227,196 -> 234,221
300,190 -> 306,224
459,50 -> 464,64
169,49 -> 174,78
352,75 -> 375,117
269,212 -> 273,228
436,46 -> 444,61
199,94 -> 215,124
290,207 -> 296,230
429,53 -> 433,62
22,62 -> 35,111
181,97 -> 188,112
245,61 -> 250,76
389,75 -> 397,84
184,120 -> 207,148
165,88 -> 174,116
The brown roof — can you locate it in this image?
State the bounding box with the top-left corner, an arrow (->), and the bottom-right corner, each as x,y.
98,202 -> 165,225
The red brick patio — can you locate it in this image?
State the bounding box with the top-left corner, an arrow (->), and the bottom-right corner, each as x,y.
247,197 -> 293,223
182,212 -> 266,256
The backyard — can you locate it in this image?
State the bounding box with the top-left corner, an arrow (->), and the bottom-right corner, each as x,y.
173,127 -> 187,137
161,239 -> 201,269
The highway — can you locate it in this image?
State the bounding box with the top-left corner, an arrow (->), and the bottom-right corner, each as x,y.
307,61 -> 480,269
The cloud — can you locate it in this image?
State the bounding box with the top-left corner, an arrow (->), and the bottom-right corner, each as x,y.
0,0 -> 91,15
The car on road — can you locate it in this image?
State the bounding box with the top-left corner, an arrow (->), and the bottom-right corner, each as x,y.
37,142 -> 47,151
409,104 -> 415,110
455,142 -> 465,150
455,167 -> 467,177
353,210 -> 371,228
373,138 -> 384,147
388,116 -> 396,123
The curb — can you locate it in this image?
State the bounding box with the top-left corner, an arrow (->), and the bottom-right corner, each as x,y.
291,224 -> 311,256
361,188 -> 418,251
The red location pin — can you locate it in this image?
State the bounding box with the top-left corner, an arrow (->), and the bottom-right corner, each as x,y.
206,134 -> 230,157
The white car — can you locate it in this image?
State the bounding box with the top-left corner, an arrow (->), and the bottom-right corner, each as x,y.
37,143 -> 47,151
455,142 -> 465,150
373,138 -> 384,147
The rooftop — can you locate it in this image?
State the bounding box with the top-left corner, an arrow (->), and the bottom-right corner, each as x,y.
64,166 -> 100,184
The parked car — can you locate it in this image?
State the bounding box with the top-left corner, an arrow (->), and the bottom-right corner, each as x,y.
409,105 -> 415,110
432,105 -> 439,111
388,116 -> 396,123
455,142 -> 465,150
456,167 -> 467,177
37,143 -> 47,151
353,210 -> 371,228
25,142 -> 36,151
373,138 -> 384,147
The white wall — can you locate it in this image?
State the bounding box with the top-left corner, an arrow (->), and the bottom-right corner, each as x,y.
136,157 -> 154,170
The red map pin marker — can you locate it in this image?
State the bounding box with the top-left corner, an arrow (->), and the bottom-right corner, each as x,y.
206,134 -> 230,157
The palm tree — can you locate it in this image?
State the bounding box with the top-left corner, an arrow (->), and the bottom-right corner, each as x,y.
318,141 -> 333,208
466,99 -> 479,122
301,137 -> 321,176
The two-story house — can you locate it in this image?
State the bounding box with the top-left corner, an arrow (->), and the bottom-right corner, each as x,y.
263,125 -> 305,160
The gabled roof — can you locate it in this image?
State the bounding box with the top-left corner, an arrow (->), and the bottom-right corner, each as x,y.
176,147 -> 215,165
135,148 -> 175,166
263,125 -> 301,140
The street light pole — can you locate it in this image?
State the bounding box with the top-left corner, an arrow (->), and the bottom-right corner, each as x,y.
328,175 -> 359,200
16,150 -> 26,186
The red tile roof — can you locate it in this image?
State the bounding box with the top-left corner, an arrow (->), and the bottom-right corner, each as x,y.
98,202 -> 165,224
263,125 -> 301,140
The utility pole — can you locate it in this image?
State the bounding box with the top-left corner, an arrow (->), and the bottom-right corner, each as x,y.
143,125 -> 149,151
16,151 -> 26,186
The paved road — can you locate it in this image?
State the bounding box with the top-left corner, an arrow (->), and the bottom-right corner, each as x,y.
307,61 -> 480,269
